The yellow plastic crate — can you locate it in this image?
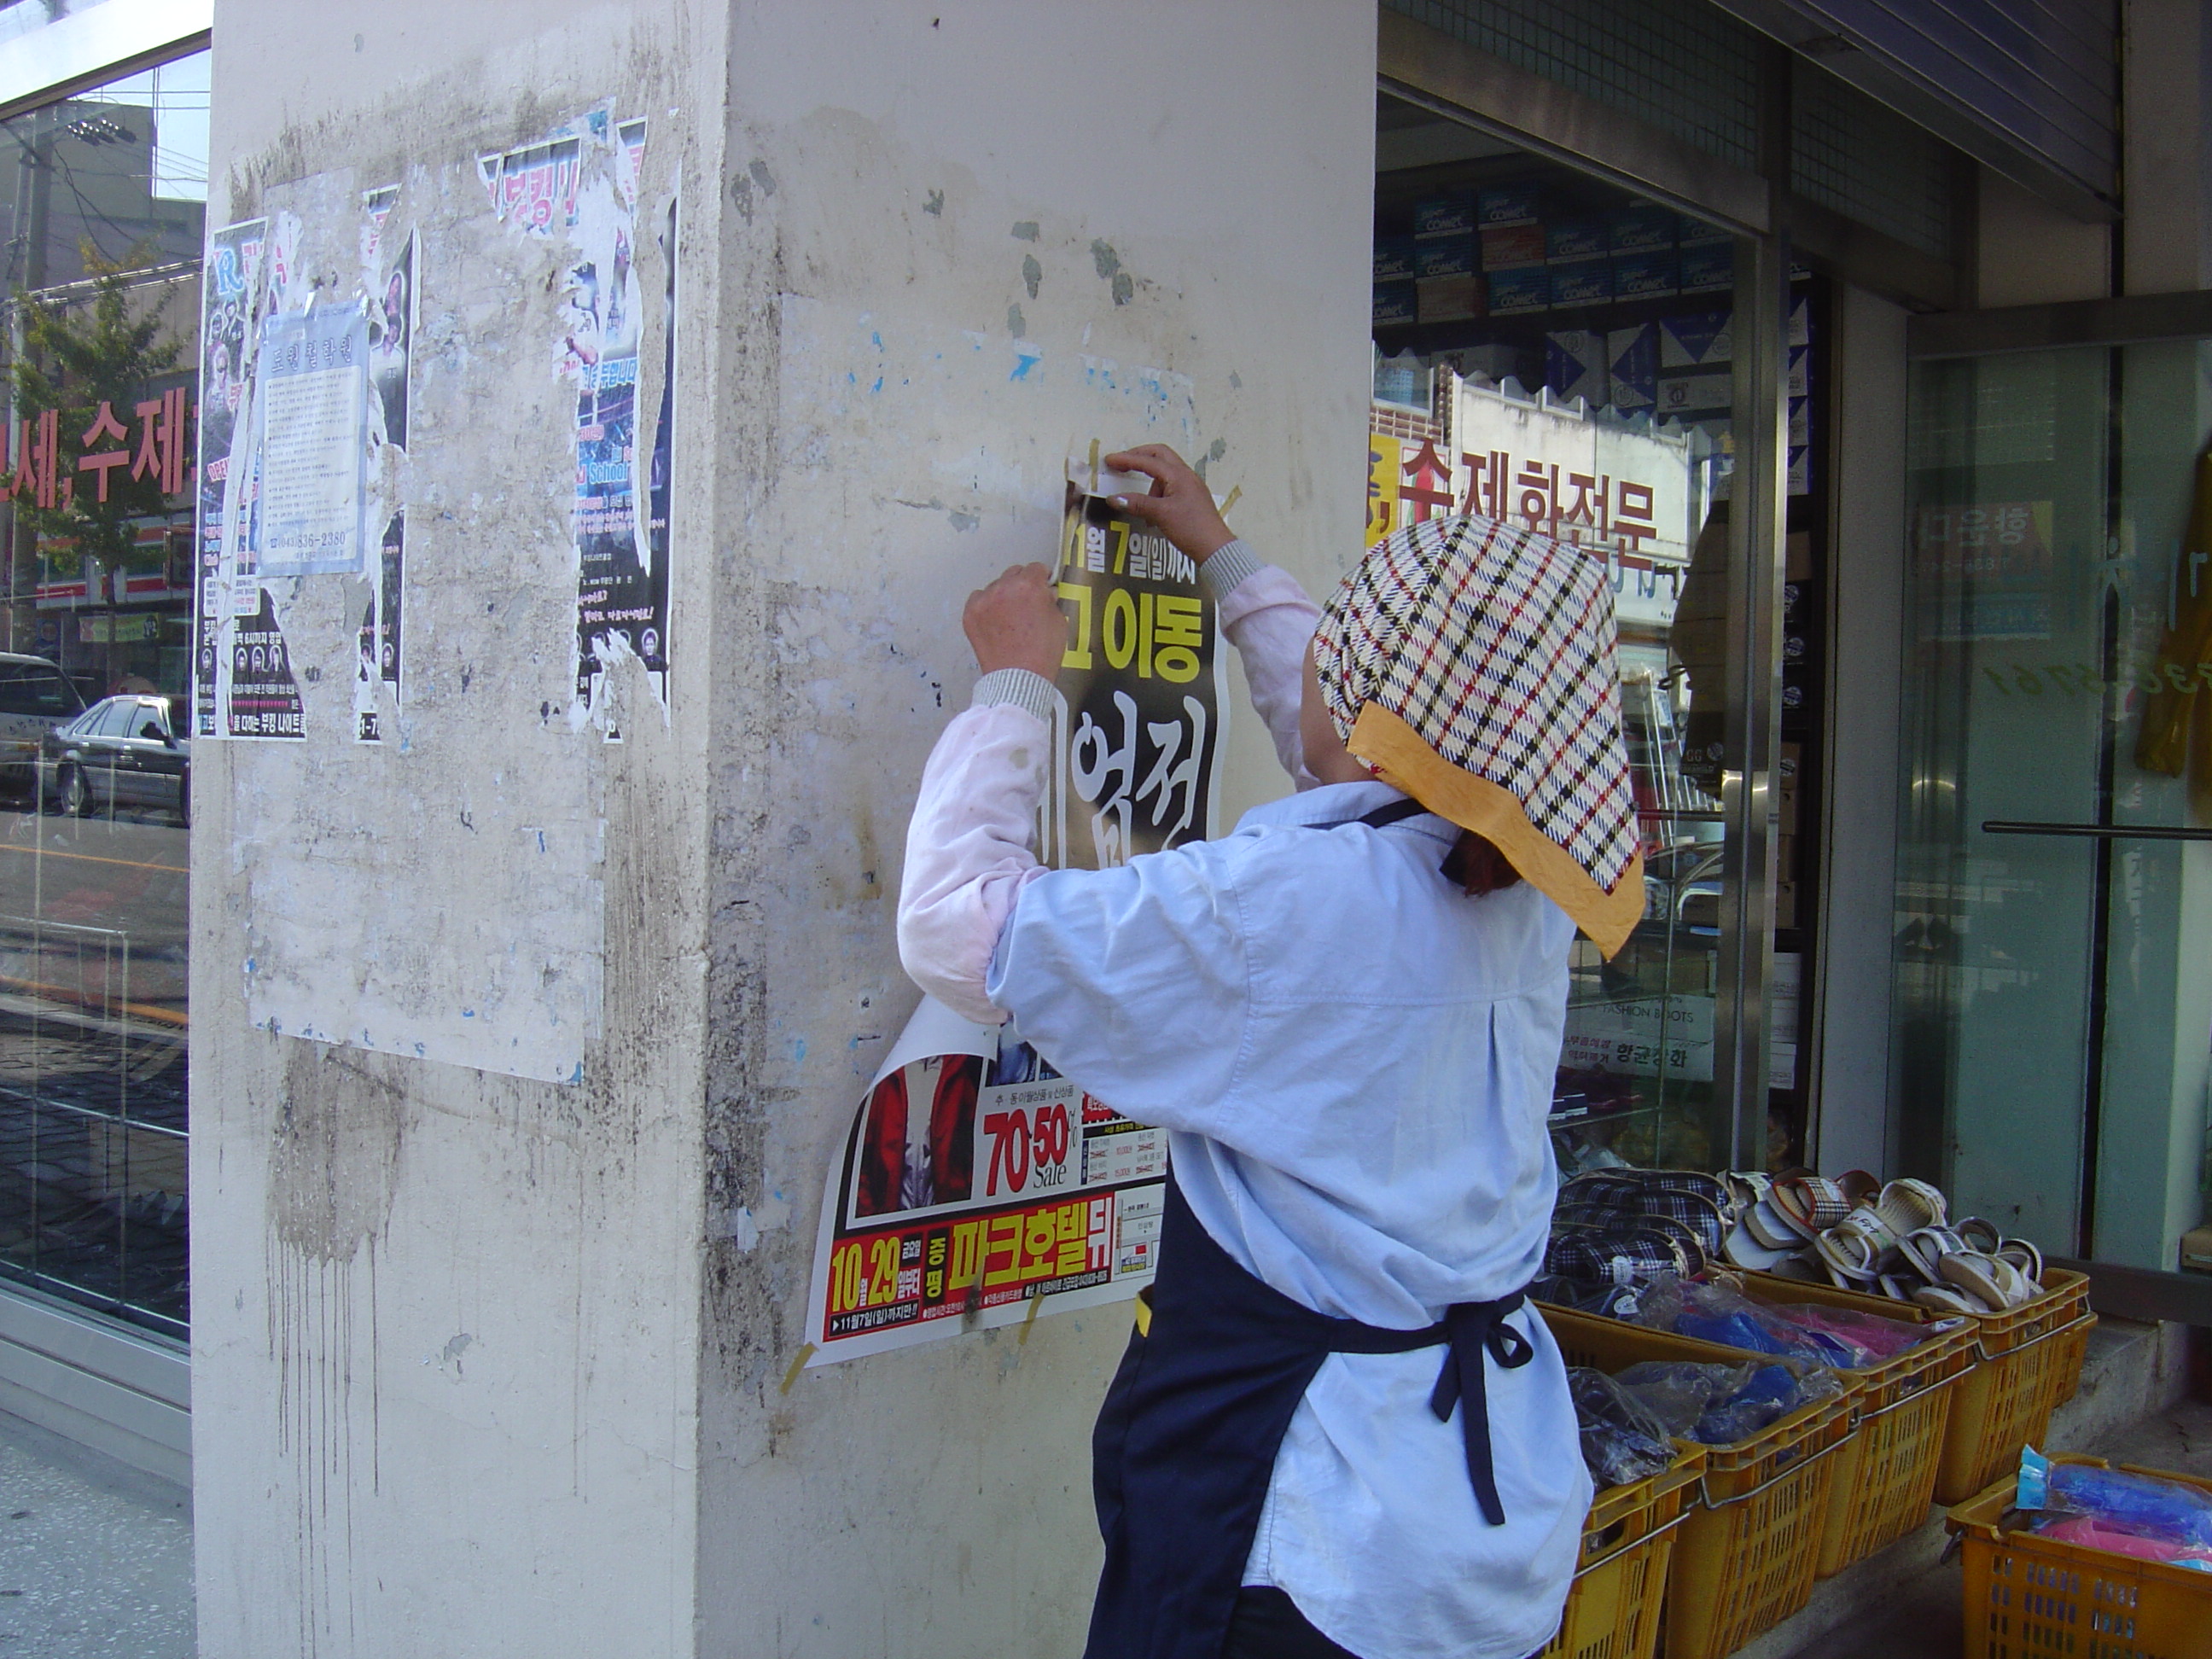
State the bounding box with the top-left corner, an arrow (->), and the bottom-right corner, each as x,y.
1540,1306 -> 1859,1659
1968,1266 -> 2092,1358
1538,1443 -> 1706,1659
2046,1301 -> 2094,1407
1737,1271 -> 1977,1575
1934,1296 -> 2098,1506
1947,1454 -> 2212,1659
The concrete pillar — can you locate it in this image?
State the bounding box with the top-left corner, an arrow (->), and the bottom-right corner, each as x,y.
194,3 -> 1373,1654
2122,0 -> 2212,296
1971,166 -> 2110,307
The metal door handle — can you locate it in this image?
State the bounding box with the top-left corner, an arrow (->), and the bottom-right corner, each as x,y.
1982,820 -> 2212,841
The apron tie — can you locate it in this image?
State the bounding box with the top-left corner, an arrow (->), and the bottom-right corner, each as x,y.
1425,1295 -> 1535,1527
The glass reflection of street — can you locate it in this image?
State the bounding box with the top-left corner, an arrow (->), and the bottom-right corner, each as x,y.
0,800 -> 188,1336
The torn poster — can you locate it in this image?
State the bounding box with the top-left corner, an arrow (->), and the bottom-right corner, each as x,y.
482,109 -> 671,721
802,1000 -> 1165,1365
355,195 -> 414,743
191,217 -> 265,737
257,302 -> 368,576
228,588 -> 305,739
355,512 -> 403,743
801,460 -> 1226,1364
189,211 -> 319,739
641,193 -> 675,684
370,232 -> 412,452
193,216 -> 310,741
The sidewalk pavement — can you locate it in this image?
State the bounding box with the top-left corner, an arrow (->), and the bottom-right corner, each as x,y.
0,1390 -> 2203,1659
0,1410 -> 193,1658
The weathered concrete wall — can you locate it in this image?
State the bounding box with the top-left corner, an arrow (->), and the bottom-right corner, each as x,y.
195,2 -> 1372,1654
699,4 -> 1372,1655
195,3 -> 727,1654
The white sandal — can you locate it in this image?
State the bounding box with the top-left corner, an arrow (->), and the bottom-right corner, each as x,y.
1874,1178 -> 1947,1237
1723,1224 -> 1799,1272
1899,1225 -> 1967,1286
1940,1250 -> 2034,1312
1815,1215 -> 1892,1284
1955,1216 -> 2002,1254
1995,1237 -> 2044,1285
1744,1199 -> 1808,1249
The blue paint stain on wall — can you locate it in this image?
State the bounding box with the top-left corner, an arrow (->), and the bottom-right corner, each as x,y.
1010,346 -> 1044,381
794,1037 -> 808,1062
871,376 -> 884,393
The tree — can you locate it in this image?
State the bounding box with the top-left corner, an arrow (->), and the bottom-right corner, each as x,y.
9,242 -> 183,568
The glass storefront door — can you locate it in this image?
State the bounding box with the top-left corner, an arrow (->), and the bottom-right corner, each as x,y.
1901,327 -> 2212,1274
1369,90 -> 1802,1179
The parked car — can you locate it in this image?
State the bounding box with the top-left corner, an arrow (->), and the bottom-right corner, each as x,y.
44,694 -> 191,825
0,652 -> 86,803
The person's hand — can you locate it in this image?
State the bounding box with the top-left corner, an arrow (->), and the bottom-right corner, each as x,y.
963,563 -> 1066,681
1103,444 -> 1234,562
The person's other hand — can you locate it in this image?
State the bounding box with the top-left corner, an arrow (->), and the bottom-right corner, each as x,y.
1103,444 -> 1234,562
964,562 -> 1066,681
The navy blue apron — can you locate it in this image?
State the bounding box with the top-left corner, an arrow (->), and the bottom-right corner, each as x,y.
1084,1175 -> 1535,1659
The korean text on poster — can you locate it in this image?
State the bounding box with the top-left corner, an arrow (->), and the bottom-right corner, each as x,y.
1045,464 -> 1228,869
803,999 -> 1167,1365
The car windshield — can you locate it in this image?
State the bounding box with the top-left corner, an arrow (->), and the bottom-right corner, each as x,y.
0,662 -> 81,718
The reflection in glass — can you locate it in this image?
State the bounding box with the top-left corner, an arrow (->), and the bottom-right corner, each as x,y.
1895,344 -> 2212,1263
1371,90 -> 1818,1177
0,51 -> 202,1340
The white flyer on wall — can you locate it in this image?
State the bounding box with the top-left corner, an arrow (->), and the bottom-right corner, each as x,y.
257,303 -> 369,576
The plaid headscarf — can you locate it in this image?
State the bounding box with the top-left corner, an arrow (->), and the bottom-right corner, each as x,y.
1313,515 -> 1644,956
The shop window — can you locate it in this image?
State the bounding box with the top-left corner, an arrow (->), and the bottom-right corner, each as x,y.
0,49 -> 204,1343
1371,90 -> 1826,1175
